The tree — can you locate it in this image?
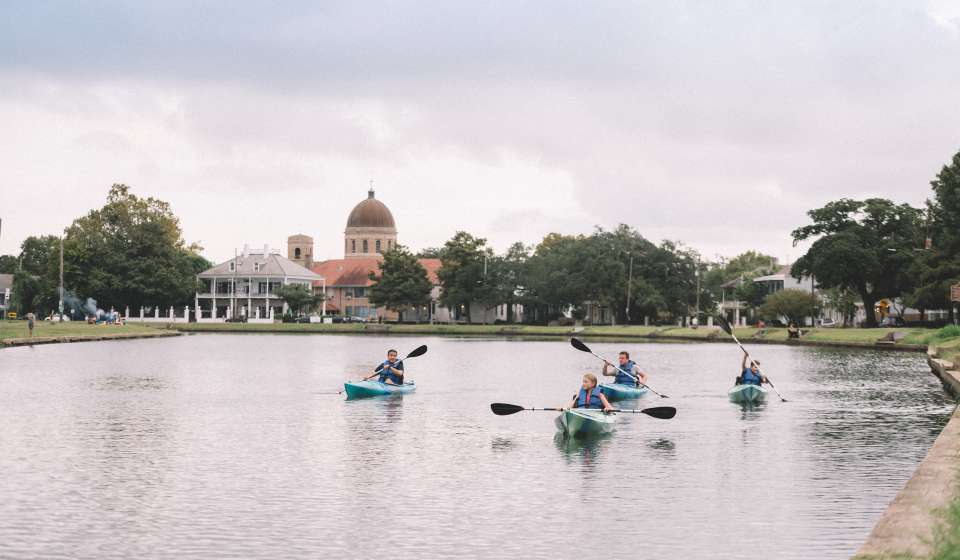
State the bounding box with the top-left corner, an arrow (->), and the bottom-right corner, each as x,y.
759,289 -> 820,325
63,184 -> 210,311
916,150 -> 960,323
368,246 -> 433,319
821,287 -> 859,326
416,247 -> 445,259
0,255 -> 17,274
791,198 -> 923,327
273,284 -> 322,317
10,236 -> 60,316
437,232 -> 490,322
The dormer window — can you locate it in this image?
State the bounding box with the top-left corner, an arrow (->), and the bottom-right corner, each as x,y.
229,261 -> 236,272
254,262 -> 262,272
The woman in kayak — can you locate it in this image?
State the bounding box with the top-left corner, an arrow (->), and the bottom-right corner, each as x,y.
368,349 -> 404,385
737,354 -> 768,386
564,373 -> 614,412
602,351 -> 648,387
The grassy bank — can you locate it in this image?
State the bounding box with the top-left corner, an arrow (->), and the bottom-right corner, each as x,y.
0,321 -> 165,343
171,322 -> 940,349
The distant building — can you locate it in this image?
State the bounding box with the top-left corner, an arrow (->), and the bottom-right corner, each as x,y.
0,273 -> 12,316
287,234 -> 314,269
195,245 -> 322,322
344,188 -> 398,259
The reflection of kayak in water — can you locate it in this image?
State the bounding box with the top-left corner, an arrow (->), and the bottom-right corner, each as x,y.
554,409 -> 616,437
727,384 -> 767,404
343,380 -> 416,399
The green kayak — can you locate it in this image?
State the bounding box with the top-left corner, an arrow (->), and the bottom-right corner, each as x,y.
555,408 -> 617,437
343,380 -> 416,400
727,383 -> 768,404
600,383 -> 649,402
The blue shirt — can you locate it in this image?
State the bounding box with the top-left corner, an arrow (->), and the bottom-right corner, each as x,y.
378,360 -> 404,384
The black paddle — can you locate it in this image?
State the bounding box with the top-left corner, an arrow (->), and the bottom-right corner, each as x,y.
569,338 -> 669,398
716,316 -> 788,402
490,402 -> 676,420
317,345 -> 428,395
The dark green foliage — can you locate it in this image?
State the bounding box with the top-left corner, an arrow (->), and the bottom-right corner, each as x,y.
791,198 -> 923,327
368,246 -> 433,315
273,284 -> 322,316
759,289 -> 820,325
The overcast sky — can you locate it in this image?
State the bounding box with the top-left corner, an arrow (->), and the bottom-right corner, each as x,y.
2,1 -> 959,264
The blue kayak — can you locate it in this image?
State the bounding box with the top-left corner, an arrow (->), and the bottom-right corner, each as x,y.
600,383 -> 649,402
343,380 -> 416,400
727,384 -> 767,404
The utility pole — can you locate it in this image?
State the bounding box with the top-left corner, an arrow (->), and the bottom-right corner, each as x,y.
58,236 -> 64,321
694,255 -> 701,327
232,248 -> 238,321
626,252 -> 633,323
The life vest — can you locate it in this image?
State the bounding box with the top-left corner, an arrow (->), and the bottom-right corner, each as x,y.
575,386 -> 605,409
614,360 -> 638,385
378,360 -> 404,384
740,367 -> 762,386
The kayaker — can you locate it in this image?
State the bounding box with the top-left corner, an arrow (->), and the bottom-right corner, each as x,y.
737,354 -> 768,386
564,373 -> 614,412
602,351 -> 648,387
372,349 -> 404,385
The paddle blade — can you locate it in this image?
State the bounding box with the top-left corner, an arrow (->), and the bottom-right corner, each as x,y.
406,345 -> 428,359
640,406 -> 677,420
570,337 -> 592,353
490,403 -> 526,416
716,316 -> 732,335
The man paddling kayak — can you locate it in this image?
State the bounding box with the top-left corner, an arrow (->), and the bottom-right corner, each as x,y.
737,354 -> 768,386
602,351 -> 648,387
563,373 -> 614,412
365,349 -> 404,385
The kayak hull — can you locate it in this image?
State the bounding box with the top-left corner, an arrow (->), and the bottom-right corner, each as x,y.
344,380 -> 416,400
555,409 -> 617,437
728,384 -> 768,404
600,383 -> 649,402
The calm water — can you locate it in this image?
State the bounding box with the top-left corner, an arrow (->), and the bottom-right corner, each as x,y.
0,334 -> 953,559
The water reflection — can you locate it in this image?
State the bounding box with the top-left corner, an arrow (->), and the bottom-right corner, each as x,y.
553,432 -> 613,474
490,437 -> 516,453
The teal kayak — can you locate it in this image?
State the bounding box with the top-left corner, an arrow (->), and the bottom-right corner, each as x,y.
728,384 -> 767,404
600,383 -> 649,402
555,409 -> 617,437
344,380 -> 416,400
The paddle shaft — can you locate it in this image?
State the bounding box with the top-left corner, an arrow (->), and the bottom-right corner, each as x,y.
724,327 -> 788,402
590,349 -> 667,399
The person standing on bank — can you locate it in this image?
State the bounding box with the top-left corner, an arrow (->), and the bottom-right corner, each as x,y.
602,351 -> 648,387
27,313 -> 35,338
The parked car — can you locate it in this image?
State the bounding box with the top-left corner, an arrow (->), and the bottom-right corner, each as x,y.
820,318 -> 837,328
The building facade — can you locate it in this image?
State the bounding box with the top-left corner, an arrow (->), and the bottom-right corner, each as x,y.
0,273 -> 12,316
195,245 -> 322,322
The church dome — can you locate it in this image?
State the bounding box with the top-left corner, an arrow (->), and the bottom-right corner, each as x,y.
346,189 -> 396,229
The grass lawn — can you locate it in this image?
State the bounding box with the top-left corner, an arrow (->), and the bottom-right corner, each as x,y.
0,320 -> 164,342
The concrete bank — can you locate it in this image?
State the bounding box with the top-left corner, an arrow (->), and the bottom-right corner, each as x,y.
1,330 -> 181,347
854,349 -> 960,559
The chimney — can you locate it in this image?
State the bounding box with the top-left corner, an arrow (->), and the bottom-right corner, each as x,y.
263,244 -> 270,256
242,244 -> 250,258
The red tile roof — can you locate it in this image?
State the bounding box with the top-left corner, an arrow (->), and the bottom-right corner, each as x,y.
311,257 -> 442,287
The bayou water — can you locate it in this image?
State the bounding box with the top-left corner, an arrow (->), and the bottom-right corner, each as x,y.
0,334 -> 951,559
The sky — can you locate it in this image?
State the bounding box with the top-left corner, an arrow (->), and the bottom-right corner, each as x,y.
1,1 -> 959,265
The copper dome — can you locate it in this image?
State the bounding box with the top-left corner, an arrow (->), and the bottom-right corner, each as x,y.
346,190 -> 396,229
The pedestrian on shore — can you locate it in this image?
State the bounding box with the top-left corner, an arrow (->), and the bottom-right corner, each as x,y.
27,313 -> 35,337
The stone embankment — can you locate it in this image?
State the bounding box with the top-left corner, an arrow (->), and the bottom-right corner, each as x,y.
854,346 -> 960,559
1,330 -> 180,347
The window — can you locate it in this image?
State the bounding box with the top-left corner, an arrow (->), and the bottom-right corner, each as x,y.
376,239 -> 381,253
351,240 -> 356,253
253,262 -> 261,272
354,287 -> 366,298
363,239 -> 369,253
229,261 -> 235,272
345,306 -> 354,316
294,248 -> 301,259
388,240 -> 393,249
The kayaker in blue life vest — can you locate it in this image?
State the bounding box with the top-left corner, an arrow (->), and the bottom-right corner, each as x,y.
564,373 -> 614,412
602,351 -> 648,387
737,354 -> 768,386
371,349 -> 404,385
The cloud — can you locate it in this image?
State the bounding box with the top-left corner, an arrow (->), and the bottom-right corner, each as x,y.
0,2 -> 958,265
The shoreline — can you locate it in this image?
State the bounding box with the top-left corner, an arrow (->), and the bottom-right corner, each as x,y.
169,323 -> 930,352
1,330 -> 181,347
